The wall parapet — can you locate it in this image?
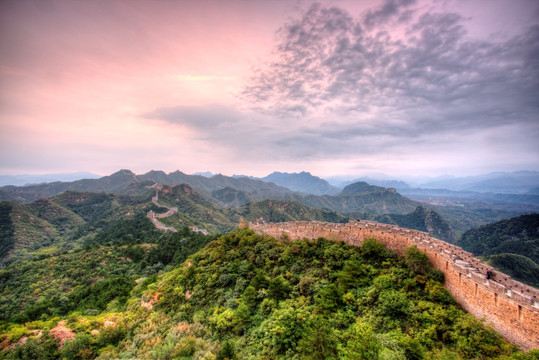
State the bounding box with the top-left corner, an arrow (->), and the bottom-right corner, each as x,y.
248,220 -> 539,350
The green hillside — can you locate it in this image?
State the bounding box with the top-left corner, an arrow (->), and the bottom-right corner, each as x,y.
0,191 -> 158,264
236,199 -> 349,224
457,214 -> 539,263
457,214 -> 539,287
0,219 -> 217,324
2,229 -> 536,359
487,253 -> 539,288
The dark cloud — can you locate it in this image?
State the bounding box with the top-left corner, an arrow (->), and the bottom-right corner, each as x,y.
146,2 -> 539,171
363,0 -> 416,28
242,3 -> 539,136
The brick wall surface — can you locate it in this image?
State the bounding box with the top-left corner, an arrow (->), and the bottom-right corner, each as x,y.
247,220 -> 539,350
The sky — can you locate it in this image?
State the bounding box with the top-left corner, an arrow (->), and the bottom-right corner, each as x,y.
1,0 -> 538,179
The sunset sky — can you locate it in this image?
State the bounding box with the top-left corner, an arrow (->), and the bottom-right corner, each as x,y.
1,0 -> 538,179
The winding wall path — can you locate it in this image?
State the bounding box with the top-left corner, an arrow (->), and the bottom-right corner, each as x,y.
245,220 -> 539,350
147,188 -> 178,233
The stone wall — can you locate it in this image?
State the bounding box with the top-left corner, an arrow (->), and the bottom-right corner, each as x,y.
247,220 -> 539,350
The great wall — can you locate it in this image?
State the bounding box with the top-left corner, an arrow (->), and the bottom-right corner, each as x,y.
243,219 -> 539,350
147,187 -> 179,233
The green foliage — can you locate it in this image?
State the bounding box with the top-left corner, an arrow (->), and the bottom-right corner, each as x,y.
459,214 -> 539,263
217,340 -> 237,360
297,316 -> 338,360
69,275 -> 134,311
0,224 -> 216,323
1,229 -> 533,360
0,202 -> 15,260
452,314 -> 512,359
379,290 -> 410,317
268,275 -> 291,300
3,333 -> 59,360
339,321 -> 381,360
404,246 -> 431,275
488,253 -> 539,288
361,237 -> 394,265
315,283 -> 343,312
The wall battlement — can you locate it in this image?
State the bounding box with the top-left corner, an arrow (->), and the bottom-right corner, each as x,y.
247,220 -> 539,350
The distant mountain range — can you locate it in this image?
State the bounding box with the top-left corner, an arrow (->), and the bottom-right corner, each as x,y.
0,172 -> 101,187
1,169 -> 537,244
416,171 -> 539,194
3,169 -> 537,196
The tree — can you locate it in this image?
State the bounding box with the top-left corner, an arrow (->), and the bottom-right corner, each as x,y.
404,246 -> 431,275
217,341 -> 237,360
297,316 -> 338,360
339,321 -> 381,360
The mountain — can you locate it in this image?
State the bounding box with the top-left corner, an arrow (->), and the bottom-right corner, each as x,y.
0,172 -> 101,187
295,181 -> 419,216
0,169 -> 152,203
351,177 -> 412,191
3,169 -> 536,240
193,171 -> 214,177
211,187 -> 256,208
0,169 -> 295,206
0,190 -> 155,264
0,181 -> 352,260
235,199 -> 348,224
0,229 -> 527,359
261,171 -> 340,195
340,181 -> 387,195
374,206 -> 456,242
138,184 -> 349,233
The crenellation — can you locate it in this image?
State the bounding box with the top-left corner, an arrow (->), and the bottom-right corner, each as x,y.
247,220 -> 539,350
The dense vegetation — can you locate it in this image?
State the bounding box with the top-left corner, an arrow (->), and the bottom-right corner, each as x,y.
2,229 -> 537,359
0,216 -> 217,324
487,253 -> 539,288
0,202 -> 15,259
458,214 -> 539,262
458,214 -> 539,287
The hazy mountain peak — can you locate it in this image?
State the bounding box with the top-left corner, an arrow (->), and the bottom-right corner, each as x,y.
110,169 -> 135,177
261,171 -> 339,195
341,181 -> 385,195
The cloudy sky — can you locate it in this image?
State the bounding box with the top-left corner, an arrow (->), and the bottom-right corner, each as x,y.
1,0 -> 538,178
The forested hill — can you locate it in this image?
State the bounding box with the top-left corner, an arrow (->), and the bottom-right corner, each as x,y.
0,184 -> 350,264
457,214 -> 539,287
2,169 -> 536,241
2,228 -> 536,359
373,206 -> 456,243
458,214 -> 539,263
